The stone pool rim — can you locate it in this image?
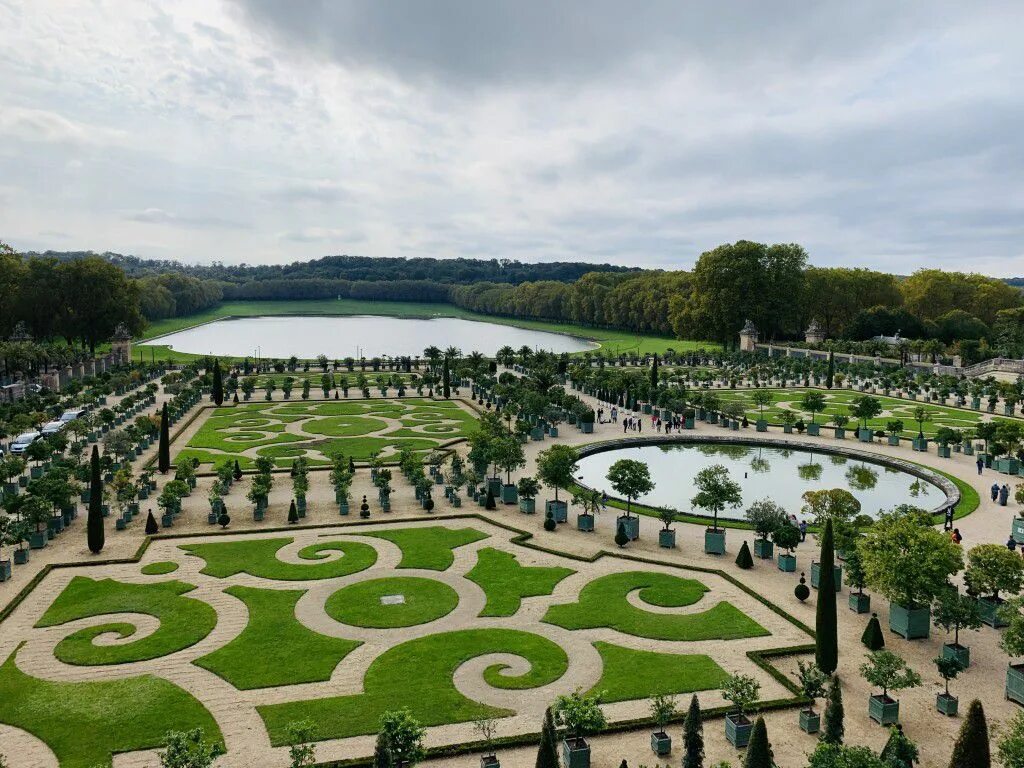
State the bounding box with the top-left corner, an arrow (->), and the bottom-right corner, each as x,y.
572,434 -> 960,525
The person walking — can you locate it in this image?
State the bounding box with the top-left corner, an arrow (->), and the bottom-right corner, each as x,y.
799,520 -> 807,542
992,483 -> 1001,502
951,528 -> 963,545
1008,536 -> 1018,551
1001,484 -> 1011,506
977,456 -> 984,475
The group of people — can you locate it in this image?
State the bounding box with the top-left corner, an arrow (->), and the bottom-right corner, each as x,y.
596,405 -> 692,436
991,482 -> 1011,506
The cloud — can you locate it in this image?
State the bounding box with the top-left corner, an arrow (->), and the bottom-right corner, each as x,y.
266,180 -> 352,204
279,227 -> 367,244
0,107 -> 126,147
124,208 -> 246,230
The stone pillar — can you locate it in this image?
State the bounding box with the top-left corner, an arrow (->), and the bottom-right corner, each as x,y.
738,319 -> 758,353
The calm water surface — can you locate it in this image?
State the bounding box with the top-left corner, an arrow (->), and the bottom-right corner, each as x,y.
575,443 -> 943,521
143,315 -> 596,358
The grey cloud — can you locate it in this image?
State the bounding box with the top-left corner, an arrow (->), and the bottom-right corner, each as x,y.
124,208 -> 246,230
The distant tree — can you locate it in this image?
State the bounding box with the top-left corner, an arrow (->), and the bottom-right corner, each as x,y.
158,403 -> 170,474
158,728 -> 222,768
821,675 -> 844,745
86,445 -> 104,554
816,519 -> 838,674
742,717 -> 773,768
682,693 -> 704,768
212,360 -> 223,406
949,700 -> 989,768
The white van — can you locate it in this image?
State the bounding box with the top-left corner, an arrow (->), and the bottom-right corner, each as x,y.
41,420 -> 65,436
10,432 -> 41,454
59,408 -> 87,423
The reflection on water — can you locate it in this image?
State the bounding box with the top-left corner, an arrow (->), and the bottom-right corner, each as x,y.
142,315 -> 596,358
575,443 -> 943,521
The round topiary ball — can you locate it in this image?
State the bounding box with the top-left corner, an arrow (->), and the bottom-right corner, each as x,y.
795,572 -> 810,602
543,512 -> 557,532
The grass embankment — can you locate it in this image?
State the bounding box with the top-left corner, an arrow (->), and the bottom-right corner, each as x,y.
137,299 -> 715,361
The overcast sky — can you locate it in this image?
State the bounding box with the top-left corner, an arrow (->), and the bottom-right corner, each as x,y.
1,1 -> 1022,274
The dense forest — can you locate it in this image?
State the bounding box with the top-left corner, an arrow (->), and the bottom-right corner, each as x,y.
8,242 -> 1024,363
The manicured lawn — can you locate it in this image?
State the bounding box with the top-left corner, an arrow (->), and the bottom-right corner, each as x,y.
0,648 -> 223,768
180,538 -> 377,580
465,548 -> 575,617
542,571 -> 768,641
141,561 -> 179,575
175,398 -> 476,469
587,642 -> 729,702
325,577 -> 459,628
195,586 -> 361,689
138,299 -> 713,361
714,387 -> 1010,438
257,628 -> 569,744
35,577 -> 217,665
355,526 -> 488,570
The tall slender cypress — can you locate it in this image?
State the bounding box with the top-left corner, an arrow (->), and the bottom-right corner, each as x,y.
825,351 -> 835,389
535,708 -> 559,768
682,693 -> 704,768
821,676 -> 844,745
158,403 -> 170,474
949,700 -> 989,768
87,445 -> 104,554
442,357 -> 451,399
212,360 -> 224,406
650,353 -> 659,389
742,717 -> 773,768
816,518 -> 838,674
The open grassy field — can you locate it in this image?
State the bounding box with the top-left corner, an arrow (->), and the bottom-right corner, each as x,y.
137,299 -> 715,361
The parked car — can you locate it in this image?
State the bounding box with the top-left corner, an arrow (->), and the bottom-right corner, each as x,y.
41,420 -> 65,436
10,432 -> 41,454
59,408 -> 87,423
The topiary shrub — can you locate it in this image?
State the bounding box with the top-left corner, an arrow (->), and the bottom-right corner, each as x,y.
795,573 -> 810,602
735,541 -> 754,569
614,521 -> 629,548
862,613 -> 885,651
544,510 -> 556,532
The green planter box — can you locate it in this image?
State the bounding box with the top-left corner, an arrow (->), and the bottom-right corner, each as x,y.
500,484 -> 518,504
942,643 -> 970,667
889,602 -> 930,639
849,592 -> 871,613
806,423 -> 820,436
487,477 -> 502,495
936,693 -> 958,716
561,738 -> 591,768
659,529 -> 676,548
799,708 -> 820,734
725,714 -> 752,748
858,428 -> 872,442
618,515 -> 640,540
810,561 -> 842,591
704,528 -> 726,555
519,498 -> 535,514
997,457 -> 1021,474
777,553 -> 796,572
651,732 -> 671,756
868,695 -> 899,726
912,437 -> 929,452
937,445 -> 951,458
753,538 -> 773,559
1008,664 -> 1024,705
755,420 -> 768,432
580,421 -> 594,434
888,436 -> 900,446
577,513 -> 595,532
834,428 -> 845,439
1013,517 -> 1024,545
978,596 -> 1008,628
546,499 -> 568,522
14,548 -> 29,565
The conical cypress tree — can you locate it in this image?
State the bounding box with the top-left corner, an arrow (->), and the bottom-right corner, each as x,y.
862,613 -> 885,650
145,510 -> 159,535
682,693 -> 704,768
158,403 -> 170,474
949,700 -> 989,768
826,352 -> 835,389
442,357 -> 451,399
821,675 -> 844,745
816,519 -> 838,674
614,521 -> 629,547
233,460 -> 242,481
288,500 -> 298,524
735,541 -> 754,569
86,445 -> 104,554
212,360 -> 223,406
650,354 -> 659,389
743,717 -> 773,768
535,708 -> 559,768
485,488 -> 496,510
880,725 -> 919,768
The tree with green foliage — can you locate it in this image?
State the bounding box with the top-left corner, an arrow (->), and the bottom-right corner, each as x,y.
743,717 -> 773,768
691,464 -> 742,532
607,458 -> 654,519
948,699 -> 989,768
442,356 -> 451,399
373,709 -> 425,768
158,402 -> 170,474
286,720 -> 317,768
825,352 -> 835,389
861,614 -> 885,651
745,499 -> 787,546
735,541 -> 753,569
998,709 -> 1024,768
821,675 -> 844,745
158,728 -> 223,768
536,708 -> 559,768
682,693 -> 704,768
848,395 -> 882,431
801,391 -> 827,424
554,689 -> 606,745
212,360 -> 223,406
493,436 -> 526,485
750,389 -> 774,422
536,444 -> 579,503
879,725 -> 919,768
809,742 -> 886,768
931,586 -> 982,650
964,543 -> 1024,602
816,519 -> 838,674
860,650 -> 921,702
86,445 -> 104,555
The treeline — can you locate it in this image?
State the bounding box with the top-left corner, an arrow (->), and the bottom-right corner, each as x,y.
0,245 -> 144,351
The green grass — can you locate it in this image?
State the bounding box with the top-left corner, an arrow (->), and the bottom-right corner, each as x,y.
257,628 -> 569,744
465,548 -> 575,617
324,577 -> 460,628
542,571 -> 769,641
356,526 -> 488,570
0,647 -> 223,768
137,299 -> 714,361
180,538 -> 378,580
195,586 -> 361,689
35,577 -> 217,665
587,642 -> 729,703
714,387 -> 1010,439
141,561 -> 179,575
175,399 -> 476,469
